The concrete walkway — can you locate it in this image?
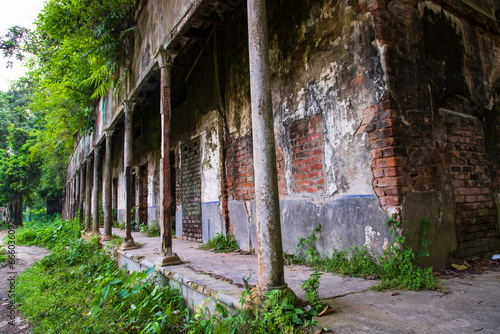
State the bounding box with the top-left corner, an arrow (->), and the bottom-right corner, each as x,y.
109,229 -> 500,333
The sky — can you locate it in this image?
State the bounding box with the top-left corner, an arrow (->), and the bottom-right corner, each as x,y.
0,0 -> 46,92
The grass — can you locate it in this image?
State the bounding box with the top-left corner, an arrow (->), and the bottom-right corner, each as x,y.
14,218 -> 320,333
140,223 -> 161,237
287,222 -> 440,291
0,221 -> 10,230
198,233 -> 239,253
0,245 -> 6,264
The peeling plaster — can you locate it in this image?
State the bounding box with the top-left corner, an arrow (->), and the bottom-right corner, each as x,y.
364,225 -> 381,250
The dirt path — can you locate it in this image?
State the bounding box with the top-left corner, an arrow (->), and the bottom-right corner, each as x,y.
0,230 -> 50,334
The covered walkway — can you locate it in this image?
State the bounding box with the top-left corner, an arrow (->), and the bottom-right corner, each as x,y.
107,229 -> 500,333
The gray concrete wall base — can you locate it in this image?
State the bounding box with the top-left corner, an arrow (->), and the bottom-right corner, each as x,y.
147,206 -> 159,225
280,196 -> 390,257
116,249 -> 243,314
117,208 -> 126,225
228,196 -> 390,256
228,200 -> 257,252
202,202 -> 224,242
176,206 -> 183,239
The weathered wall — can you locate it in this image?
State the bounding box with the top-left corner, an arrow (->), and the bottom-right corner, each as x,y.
169,0 -> 395,255
349,0 -> 500,265
113,90 -> 161,226
64,0 -> 500,268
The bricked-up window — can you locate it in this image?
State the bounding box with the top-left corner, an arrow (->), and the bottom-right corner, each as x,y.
290,115 -> 325,193
226,133 -> 287,201
231,135 -> 255,201
181,137 -> 202,242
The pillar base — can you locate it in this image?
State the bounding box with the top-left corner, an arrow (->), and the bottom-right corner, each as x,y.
101,234 -> 114,242
81,230 -> 92,240
119,239 -> 138,251
154,253 -> 183,267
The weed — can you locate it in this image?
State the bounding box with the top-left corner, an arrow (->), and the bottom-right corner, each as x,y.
302,271 -> 323,312
6,215 -> 80,250
293,218 -> 439,291
0,245 -> 6,264
375,214 -> 439,291
140,222 -> 160,237
16,218 -> 320,334
199,233 -> 239,253
316,243 -> 380,278
296,224 -> 321,263
0,221 -> 10,230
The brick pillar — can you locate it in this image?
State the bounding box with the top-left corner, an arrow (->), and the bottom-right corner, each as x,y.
102,129 -> 115,241
120,101 -> 138,250
248,0 -> 286,292
154,49 -> 182,266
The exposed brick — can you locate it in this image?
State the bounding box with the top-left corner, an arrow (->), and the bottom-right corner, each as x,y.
290,116 -> 326,194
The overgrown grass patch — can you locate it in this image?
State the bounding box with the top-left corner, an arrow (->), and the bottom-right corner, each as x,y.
0,244 -> 6,264
6,215 -> 81,250
140,223 -> 161,237
288,220 -> 441,291
198,233 -> 239,253
15,218 -> 319,333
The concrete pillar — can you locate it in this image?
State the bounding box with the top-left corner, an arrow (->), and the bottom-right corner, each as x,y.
91,146 -> 101,236
73,174 -> 78,219
154,49 -> 182,266
84,157 -> 92,232
79,165 -> 85,228
247,0 -> 286,291
75,172 -> 80,219
120,101 -> 138,250
102,129 -> 115,241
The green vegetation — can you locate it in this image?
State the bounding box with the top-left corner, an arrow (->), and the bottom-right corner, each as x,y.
0,85 -> 41,225
199,233 -> 239,253
287,217 -> 440,291
0,244 -> 7,264
140,222 -> 161,237
0,0 -> 140,220
9,215 -> 81,250
0,221 -> 10,230
15,218 -> 319,333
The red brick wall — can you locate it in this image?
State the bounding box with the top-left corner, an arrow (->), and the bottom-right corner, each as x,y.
290,115 -> 325,194
225,132 -> 287,201
227,134 -> 255,201
445,113 -> 499,258
355,0 -> 500,258
358,93 -> 404,213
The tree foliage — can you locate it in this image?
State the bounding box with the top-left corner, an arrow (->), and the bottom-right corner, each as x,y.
0,26 -> 31,68
0,86 -> 40,225
0,0 -> 138,217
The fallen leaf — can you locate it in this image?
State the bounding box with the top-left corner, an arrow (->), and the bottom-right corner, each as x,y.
452,264 -> 468,270
289,268 -> 297,271
318,305 -> 336,317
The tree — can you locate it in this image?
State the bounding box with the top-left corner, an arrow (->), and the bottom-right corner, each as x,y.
0,26 -> 31,68
0,87 -> 40,225
0,1 -> 139,221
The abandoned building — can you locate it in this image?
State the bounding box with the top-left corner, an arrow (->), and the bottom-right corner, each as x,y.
62,0 -> 500,280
